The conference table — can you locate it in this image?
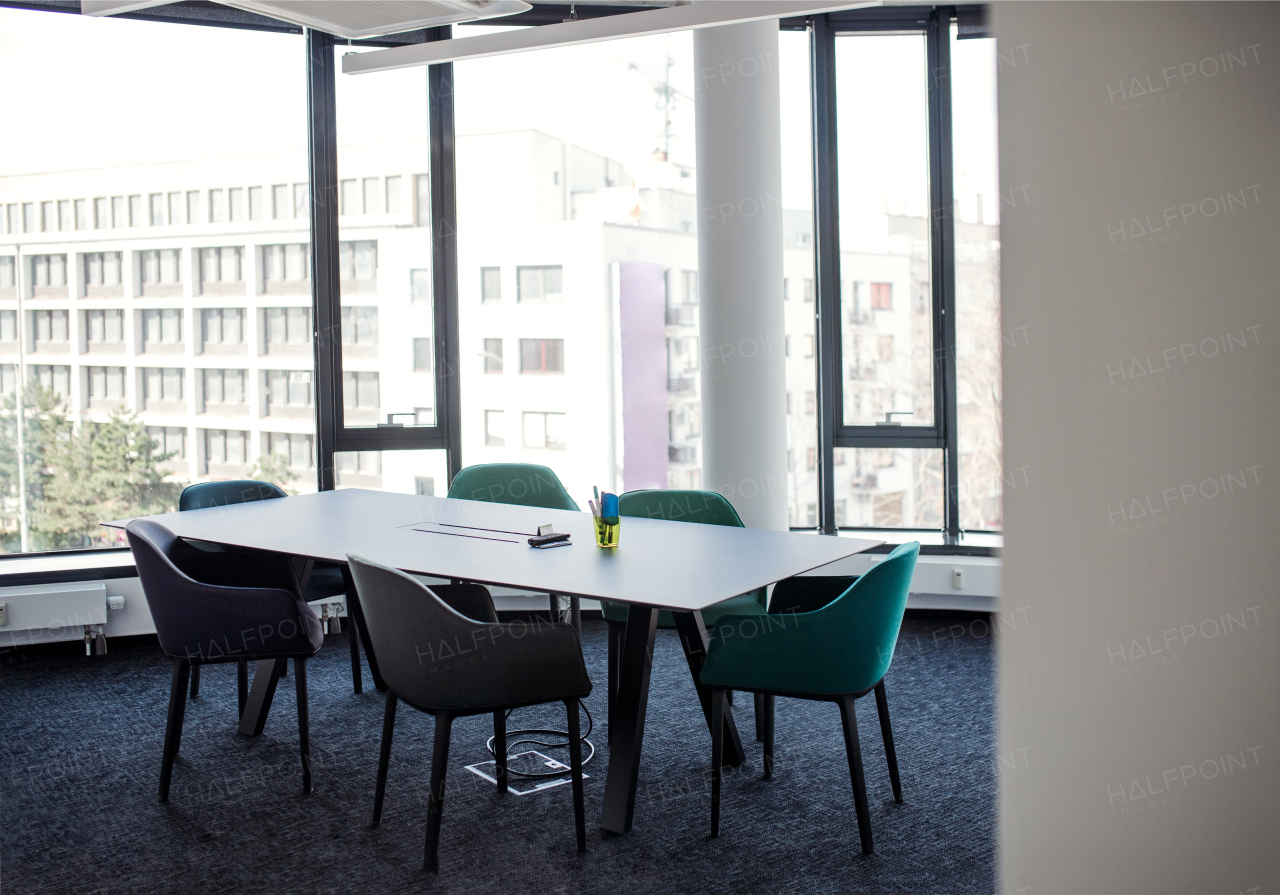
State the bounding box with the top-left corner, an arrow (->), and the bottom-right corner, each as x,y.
105,489 -> 881,834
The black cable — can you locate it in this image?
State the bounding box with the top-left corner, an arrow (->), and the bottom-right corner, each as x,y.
485,701 -> 596,778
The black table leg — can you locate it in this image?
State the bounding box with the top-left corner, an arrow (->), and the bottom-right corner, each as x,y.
671,610 -> 745,768
342,564 -> 386,692
237,658 -> 286,737
600,604 -> 658,835
569,595 -> 581,635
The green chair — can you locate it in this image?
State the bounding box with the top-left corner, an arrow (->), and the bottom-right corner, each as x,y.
446,463 -> 582,625
600,489 -> 768,743
700,541 -> 920,855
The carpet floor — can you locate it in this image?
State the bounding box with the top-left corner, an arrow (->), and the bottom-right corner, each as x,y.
0,612 -> 994,895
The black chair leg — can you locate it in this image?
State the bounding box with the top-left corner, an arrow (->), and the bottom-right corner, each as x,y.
874,680 -> 903,803
493,710 -> 508,794
423,712 -> 453,873
159,658 -> 191,802
373,691 -> 397,826
293,657 -> 311,794
566,699 -> 587,853
237,659 -> 248,718
762,694 -> 775,779
548,593 -> 560,623
189,663 -> 200,699
606,620 -> 624,747
754,693 -> 765,741
837,694 -> 874,855
347,598 -> 363,695
710,687 -> 725,838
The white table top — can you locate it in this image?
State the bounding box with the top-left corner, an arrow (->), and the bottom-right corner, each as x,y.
106,489 -> 882,612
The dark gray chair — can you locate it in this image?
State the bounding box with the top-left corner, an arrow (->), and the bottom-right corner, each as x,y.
347,553 -> 592,874
177,479 -> 363,697
127,519 -> 324,801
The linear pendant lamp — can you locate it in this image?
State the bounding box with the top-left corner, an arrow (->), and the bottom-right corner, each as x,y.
341,0 -> 880,75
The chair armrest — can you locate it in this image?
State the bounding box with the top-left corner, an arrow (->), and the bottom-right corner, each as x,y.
152,582 -> 321,662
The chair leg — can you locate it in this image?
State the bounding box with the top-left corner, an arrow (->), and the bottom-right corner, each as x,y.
566,699 -> 587,853
874,680 -> 903,803
294,657 -> 311,795
710,687 -> 725,838
837,694 -> 874,855
159,658 -> 191,802
762,694 -> 775,780
237,659 -> 249,718
606,620 -> 624,747
423,712 -> 453,874
754,693 -> 765,741
493,710 -> 508,794
188,663 -> 200,699
549,593 -> 560,623
372,691 -> 397,826
347,599 -> 363,695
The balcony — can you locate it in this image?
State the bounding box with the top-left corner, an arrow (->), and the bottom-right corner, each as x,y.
667,376 -> 695,395
668,445 -> 696,464
665,305 -> 697,327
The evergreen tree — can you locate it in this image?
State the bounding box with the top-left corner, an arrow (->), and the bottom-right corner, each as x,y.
248,450 -> 300,495
0,384 -> 64,552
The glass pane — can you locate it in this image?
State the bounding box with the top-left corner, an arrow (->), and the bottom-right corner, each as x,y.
835,33 -> 935,428
334,449 -> 447,495
780,30 -> 817,526
335,45 -> 434,429
0,8 -> 311,552
834,447 -> 943,529
952,28 -> 1003,531
455,27 -> 698,503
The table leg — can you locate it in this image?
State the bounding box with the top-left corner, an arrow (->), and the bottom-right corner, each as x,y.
600,603 -> 658,835
238,658 -> 286,737
671,610 -> 745,768
342,564 -> 387,693
569,595 -> 581,635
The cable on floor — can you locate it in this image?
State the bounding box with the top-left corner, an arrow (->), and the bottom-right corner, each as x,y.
485,701 -> 596,778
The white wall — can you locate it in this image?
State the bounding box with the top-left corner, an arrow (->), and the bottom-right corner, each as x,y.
994,3 -> 1280,892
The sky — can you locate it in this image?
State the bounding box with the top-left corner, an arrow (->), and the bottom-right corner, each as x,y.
0,7 -> 997,236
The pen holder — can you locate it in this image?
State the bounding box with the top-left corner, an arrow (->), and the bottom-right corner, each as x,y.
594,515 -> 620,548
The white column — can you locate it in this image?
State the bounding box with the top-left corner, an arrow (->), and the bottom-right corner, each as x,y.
694,20 -> 787,531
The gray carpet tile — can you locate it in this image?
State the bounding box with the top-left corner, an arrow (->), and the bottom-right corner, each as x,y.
0,612 -> 993,895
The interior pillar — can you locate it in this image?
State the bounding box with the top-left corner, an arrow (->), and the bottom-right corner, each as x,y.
694,19 -> 788,531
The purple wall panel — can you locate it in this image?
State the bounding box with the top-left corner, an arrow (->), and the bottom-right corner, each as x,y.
618,261 -> 668,492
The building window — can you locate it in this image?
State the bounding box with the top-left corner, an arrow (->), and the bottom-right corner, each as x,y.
870,282 -> 892,310
342,371 -> 379,415
57,199 -> 71,231
362,177 -> 380,214
83,309 -> 124,348
385,176 -> 402,213
139,249 -> 182,296
522,411 -> 566,450
805,390 -> 815,415
199,308 -> 245,351
141,308 -> 183,349
93,198 -> 108,229
410,268 -> 431,304
264,307 -> 311,352
804,334 -> 815,358
203,428 -> 249,469
517,266 -> 563,302
30,310 -> 69,349
0,310 -> 17,342
682,270 -> 698,305
0,257 -> 12,292
230,188 -> 246,222
413,338 -> 433,373
264,369 -> 312,413
147,426 -> 187,461
31,364 -> 70,398
260,244 -> 310,293
87,365 -> 127,402
200,368 -> 245,408
75,198 -> 89,231
149,193 -> 164,226
414,476 -> 434,496
414,173 -> 430,226
804,278 -> 814,302
30,254 -> 68,295
248,186 -> 265,221
208,188 -> 226,223
340,306 -> 378,348
128,194 -> 143,227
805,504 -> 818,527
186,190 -> 201,225
806,447 -> 816,470
481,266 -> 501,302
198,246 -> 244,294
272,184 -> 289,220
484,410 -> 505,447
266,432 -> 314,469
293,182 -> 308,218
519,338 -> 564,374
338,240 -> 377,293
483,338 -> 503,374
340,179 -> 358,215
878,334 -> 894,362
168,191 -> 183,226
82,252 -> 123,296
142,367 -> 185,406
336,450 -> 380,477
